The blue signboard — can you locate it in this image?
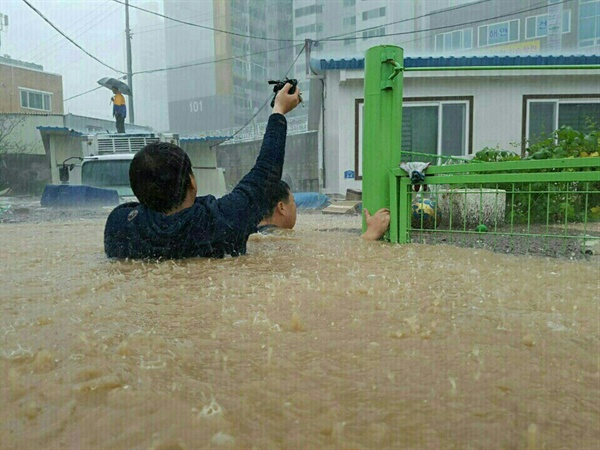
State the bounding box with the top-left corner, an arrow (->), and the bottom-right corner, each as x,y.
344,170 -> 355,179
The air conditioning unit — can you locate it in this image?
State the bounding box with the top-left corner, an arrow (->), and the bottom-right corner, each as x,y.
82,133 -> 179,156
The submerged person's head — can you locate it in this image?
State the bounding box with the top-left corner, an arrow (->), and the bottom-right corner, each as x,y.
263,180 -> 296,229
129,142 -> 196,213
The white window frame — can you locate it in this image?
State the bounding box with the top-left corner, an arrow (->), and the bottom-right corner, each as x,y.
525,10 -> 571,39
435,28 -> 473,52
526,97 -> 600,143
19,87 -> 52,112
478,19 -> 520,47
355,97 -> 471,179
578,0 -> 600,48
403,100 -> 471,158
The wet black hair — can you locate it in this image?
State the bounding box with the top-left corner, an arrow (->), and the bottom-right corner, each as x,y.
129,142 -> 193,213
264,180 -> 291,218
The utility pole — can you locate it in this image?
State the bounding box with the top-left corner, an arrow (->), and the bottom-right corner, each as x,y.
0,13 -> 8,55
125,0 -> 135,124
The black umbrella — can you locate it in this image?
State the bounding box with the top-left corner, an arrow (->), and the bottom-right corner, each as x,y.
97,77 -> 132,96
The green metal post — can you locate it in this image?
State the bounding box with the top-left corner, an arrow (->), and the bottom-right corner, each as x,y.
362,45 -> 404,235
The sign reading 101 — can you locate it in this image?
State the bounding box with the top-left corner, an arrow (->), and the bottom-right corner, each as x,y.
189,100 -> 203,113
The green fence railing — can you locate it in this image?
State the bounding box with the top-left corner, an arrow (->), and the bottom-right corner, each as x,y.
389,156 -> 600,258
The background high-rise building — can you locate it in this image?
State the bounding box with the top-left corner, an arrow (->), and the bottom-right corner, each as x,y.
164,0 -> 294,135
163,1 -> 596,136
132,1 -> 169,131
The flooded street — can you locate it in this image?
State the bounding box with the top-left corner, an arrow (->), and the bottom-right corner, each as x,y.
1,213 -> 599,449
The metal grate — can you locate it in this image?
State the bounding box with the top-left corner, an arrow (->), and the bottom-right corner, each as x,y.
97,136 -> 160,154
390,156 -> 600,259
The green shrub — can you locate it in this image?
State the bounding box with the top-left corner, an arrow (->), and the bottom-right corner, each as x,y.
467,126 -> 600,224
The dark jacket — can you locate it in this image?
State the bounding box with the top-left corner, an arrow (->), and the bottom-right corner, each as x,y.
104,113 -> 287,259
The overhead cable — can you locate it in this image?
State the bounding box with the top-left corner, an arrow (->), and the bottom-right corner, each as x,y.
21,0 -> 126,74
133,44 -> 298,75
322,0 -> 573,42
213,43 -> 306,148
321,0 -> 493,42
111,0 -> 303,43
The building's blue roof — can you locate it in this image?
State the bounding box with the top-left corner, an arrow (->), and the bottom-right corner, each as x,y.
180,136 -> 230,143
313,54 -> 600,71
37,126 -> 82,135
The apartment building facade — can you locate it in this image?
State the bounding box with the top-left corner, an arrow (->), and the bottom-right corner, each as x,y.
426,0 -> 600,55
164,0 -> 293,134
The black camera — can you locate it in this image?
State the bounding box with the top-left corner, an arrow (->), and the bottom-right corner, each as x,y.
268,78 -> 302,108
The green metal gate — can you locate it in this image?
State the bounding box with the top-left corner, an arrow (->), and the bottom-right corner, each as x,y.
389,157 -> 600,258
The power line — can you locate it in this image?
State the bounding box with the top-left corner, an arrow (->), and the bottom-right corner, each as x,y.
321,0 -> 493,42
21,0 -> 126,74
63,44 -> 298,101
64,75 -> 128,102
18,0 -> 113,61
213,43 -> 306,148
111,0 -> 302,43
134,12 -> 229,36
63,85 -> 105,102
322,0 -> 573,42
33,5 -> 124,65
133,44 -> 298,75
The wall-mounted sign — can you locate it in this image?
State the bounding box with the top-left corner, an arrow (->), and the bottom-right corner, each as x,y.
344,170 -> 355,179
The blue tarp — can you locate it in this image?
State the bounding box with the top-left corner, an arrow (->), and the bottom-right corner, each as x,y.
293,192 -> 330,210
41,185 -> 119,208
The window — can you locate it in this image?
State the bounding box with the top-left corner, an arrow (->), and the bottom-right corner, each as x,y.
294,4 -> 322,18
402,101 -> 470,158
343,0 -> 356,6
478,19 -> 519,47
355,97 -> 472,179
81,160 -> 131,189
525,10 -> 571,39
295,23 -> 323,35
343,16 -> 356,27
362,7 -> 385,21
435,28 -> 473,52
526,96 -> 600,146
19,88 -> 52,111
362,26 -> 385,40
579,0 -> 600,47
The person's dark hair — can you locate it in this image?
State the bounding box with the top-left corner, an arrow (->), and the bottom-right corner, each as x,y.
264,180 -> 291,218
129,142 -> 193,213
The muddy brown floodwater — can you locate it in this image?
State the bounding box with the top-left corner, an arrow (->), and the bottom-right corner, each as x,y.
1,213 -> 598,449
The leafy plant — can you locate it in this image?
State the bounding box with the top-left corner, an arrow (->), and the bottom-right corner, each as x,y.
473,146 -> 521,162
466,125 -> 600,224
526,125 -> 600,160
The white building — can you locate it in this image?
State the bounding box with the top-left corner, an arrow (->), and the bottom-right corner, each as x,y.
308,54 -> 600,195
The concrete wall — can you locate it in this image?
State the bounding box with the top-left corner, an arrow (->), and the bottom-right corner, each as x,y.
216,131 -> 319,193
0,113 -> 151,157
323,68 -> 600,195
0,63 -> 63,114
0,114 -> 64,155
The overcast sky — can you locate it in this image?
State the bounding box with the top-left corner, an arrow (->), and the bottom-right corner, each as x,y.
1,0 -> 170,128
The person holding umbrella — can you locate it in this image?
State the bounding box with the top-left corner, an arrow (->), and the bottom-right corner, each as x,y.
111,87 -> 126,133
98,78 -> 131,133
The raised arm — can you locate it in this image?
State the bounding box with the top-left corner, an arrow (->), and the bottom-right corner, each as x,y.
216,83 -> 301,234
